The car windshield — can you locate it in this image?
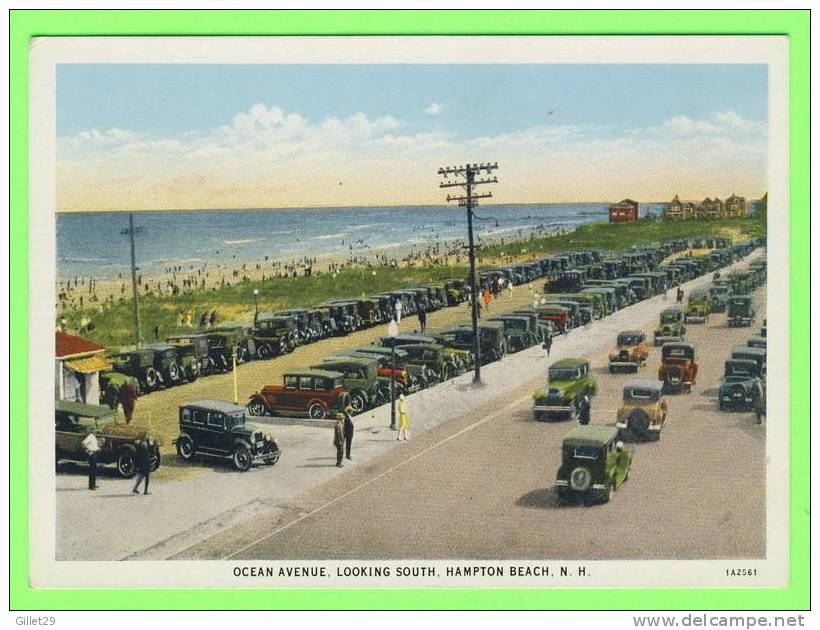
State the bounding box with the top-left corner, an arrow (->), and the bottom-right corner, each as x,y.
618,334 -> 641,345
258,319 -> 287,330
626,389 -> 656,401
572,445 -> 598,460
661,312 -> 680,323
726,366 -> 752,377
549,367 -> 579,381
226,412 -> 244,428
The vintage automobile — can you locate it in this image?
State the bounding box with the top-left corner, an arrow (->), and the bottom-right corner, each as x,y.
510,309 -> 554,342
252,312 -> 298,358
369,295 -> 394,323
207,325 -> 254,362
615,379 -> 668,441
532,358 -> 597,421
653,307 -> 687,346
395,342 -> 462,383
554,425 -> 632,505
312,357 -> 388,412
109,348 -> 165,392
549,292 -> 605,320
55,400 -> 161,478
608,330 -> 650,373
731,346 -> 767,378
248,370 -> 351,420
708,282 -> 731,313
174,399 -> 280,471
727,296 -> 756,327
544,299 -> 592,326
347,346 -> 429,392
166,334 -> 209,381
443,278 -> 469,306
718,359 -> 765,411
424,284 -> 447,310
684,286 -> 712,324
726,270 -> 753,295
760,319 -> 767,338
544,270 -> 585,293
658,342 -> 698,393
437,323 -> 507,364
486,315 -> 540,353
532,304 -> 573,334
747,336 -> 767,349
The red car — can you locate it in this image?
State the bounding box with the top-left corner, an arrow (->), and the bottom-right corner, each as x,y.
658,342 -> 698,393
247,370 -> 351,420
534,305 -> 573,333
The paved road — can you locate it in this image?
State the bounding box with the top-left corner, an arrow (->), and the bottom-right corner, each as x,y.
177,279 -> 766,560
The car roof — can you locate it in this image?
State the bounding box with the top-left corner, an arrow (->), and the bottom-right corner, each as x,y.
563,425 -> 618,446
550,358 -> 588,369
166,333 -> 208,340
732,346 -> 766,356
662,341 -> 695,350
624,379 -> 664,393
617,330 -> 644,337
661,307 -> 683,314
184,399 -> 247,414
56,400 -> 117,418
283,369 -> 345,379
146,342 -> 175,351
256,312 -> 291,321
688,286 -> 712,297
397,343 -> 443,351
726,358 -> 758,368
316,357 -> 377,367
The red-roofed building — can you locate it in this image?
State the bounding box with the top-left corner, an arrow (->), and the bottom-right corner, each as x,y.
55,331 -> 111,404
609,199 -> 639,223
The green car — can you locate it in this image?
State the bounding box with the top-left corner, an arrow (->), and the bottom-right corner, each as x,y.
312,357 -> 387,413
252,312 -> 298,358
653,307 -> 686,346
684,286 -> 712,324
485,315 -> 540,353
727,296 -> 756,327
532,358 -> 597,421
555,425 -> 633,504
396,342 -> 463,383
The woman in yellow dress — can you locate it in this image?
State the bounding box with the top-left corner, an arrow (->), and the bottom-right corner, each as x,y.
397,394 -> 410,441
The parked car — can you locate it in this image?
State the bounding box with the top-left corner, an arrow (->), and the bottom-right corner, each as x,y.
174,399 -> 280,471
554,425 -> 632,505
437,323 -> 507,364
347,346 -> 429,392
486,315 -> 540,353
312,357 -> 388,413
395,342 -> 462,383
165,334 -> 209,381
731,346 -> 767,379
533,304 -> 573,334
658,342 -> 698,393
684,286 -> 712,324
747,336 -> 767,349
207,325 -> 254,363
727,296 -> 756,327
718,360 -> 765,411
615,379 -> 668,441
444,278 -> 469,305
653,307 -> 686,346
608,330 -> 649,373
252,312 -> 298,358
532,358 -> 597,421
708,283 -> 731,313
109,347 -> 167,392
55,400 -> 160,478
248,370 -> 351,420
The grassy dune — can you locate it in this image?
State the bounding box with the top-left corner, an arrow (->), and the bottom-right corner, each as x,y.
67,215 -> 765,349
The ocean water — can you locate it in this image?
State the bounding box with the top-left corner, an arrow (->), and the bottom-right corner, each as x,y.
56,203 -> 664,281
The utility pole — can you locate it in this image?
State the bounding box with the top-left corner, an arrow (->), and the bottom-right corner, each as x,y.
121,213 -> 144,348
438,162 -> 498,385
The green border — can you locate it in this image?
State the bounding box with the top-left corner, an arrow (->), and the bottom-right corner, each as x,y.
10,9 -> 809,611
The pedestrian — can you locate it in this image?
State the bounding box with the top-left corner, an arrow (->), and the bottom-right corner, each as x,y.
154,324 -> 160,340
397,394 -> 410,440
482,288 -> 492,312
132,437 -> 153,495
343,407 -> 355,460
507,279 -> 514,301
81,431 -> 101,490
394,299 -> 403,323
418,307 -> 427,333
333,414 -> 345,467
544,332 -> 553,356
753,381 -> 766,425
118,382 -> 138,424
578,393 -> 591,426
676,287 -> 684,303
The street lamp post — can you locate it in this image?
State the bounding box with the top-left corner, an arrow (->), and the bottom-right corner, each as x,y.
252,288 -> 259,323
387,319 -> 399,430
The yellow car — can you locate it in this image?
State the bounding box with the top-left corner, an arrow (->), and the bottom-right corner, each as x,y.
615,379 -> 668,442
608,330 -> 650,373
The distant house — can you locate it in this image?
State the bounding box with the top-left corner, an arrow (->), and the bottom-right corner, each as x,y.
699,197 -> 724,220
664,195 -> 686,221
609,199 -> 639,223
725,194 -> 747,218
55,331 -> 112,405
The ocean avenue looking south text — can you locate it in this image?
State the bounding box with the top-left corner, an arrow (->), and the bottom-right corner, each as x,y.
28,35 -> 788,589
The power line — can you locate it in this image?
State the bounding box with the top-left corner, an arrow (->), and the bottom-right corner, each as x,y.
437,162 -> 499,385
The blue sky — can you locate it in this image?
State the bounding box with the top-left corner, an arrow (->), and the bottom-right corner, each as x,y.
56,64 -> 768,211
58,64 -> 766,139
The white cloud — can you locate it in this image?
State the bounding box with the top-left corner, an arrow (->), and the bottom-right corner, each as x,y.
424,102 -> 443,115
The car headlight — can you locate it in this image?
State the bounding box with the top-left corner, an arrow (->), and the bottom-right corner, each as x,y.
570,467 -> 591,491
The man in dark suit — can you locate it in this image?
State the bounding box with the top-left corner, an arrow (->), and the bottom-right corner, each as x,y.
333,415 -> 345,468
343,407 -> 355,460
132,437 -> 153,495
578,394 -> 592,426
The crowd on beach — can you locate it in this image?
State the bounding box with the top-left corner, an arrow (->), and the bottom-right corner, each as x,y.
56,222 -> 573,331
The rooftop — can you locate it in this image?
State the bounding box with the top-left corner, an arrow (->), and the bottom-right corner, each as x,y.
56,330 -> 105,359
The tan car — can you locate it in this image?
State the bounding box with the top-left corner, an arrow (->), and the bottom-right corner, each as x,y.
608,330 -> 650,373
615,379 -> 668,442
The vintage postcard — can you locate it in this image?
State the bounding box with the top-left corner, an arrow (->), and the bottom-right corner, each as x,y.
27,34 -> 788,591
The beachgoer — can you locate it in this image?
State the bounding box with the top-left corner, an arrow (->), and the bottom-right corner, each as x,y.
397,394 -> 410,441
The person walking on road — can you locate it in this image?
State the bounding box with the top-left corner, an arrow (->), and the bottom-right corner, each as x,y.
132,437 -> 153,495
482,288 -> 492,312
118,382 -> 138,424
397,394 -> 410,441
507,279 -> 514,302
333,414 -> 346,467
394,299 -> 403,323
81,432 -> 101,490
578,393 -> 592,426
753,381 -> 766,425
418,306 -> 427,333
676,287 -> 684,303
343,407 -> 355,460
544,332 -> 553,356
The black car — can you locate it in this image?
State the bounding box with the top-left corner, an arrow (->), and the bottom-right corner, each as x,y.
173,399 -> 281,471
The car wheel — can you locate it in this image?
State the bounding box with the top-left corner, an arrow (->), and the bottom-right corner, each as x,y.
186,366 -> 198,382
308,403 -> 327,420
167,362 -> 180,383
440,364 -> 451,382
232,447 -> 253,472
143,367 -> 158,390
116,450 -> 137,478
247,399 -> 267,416
349,391 -> 367,413
176,436 -> 195,461
264,450 -> 281,466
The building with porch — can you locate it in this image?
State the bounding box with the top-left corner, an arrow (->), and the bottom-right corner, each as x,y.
55,331 -> 112,405
724,194 -> 747,218
608,199 -> 640,223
